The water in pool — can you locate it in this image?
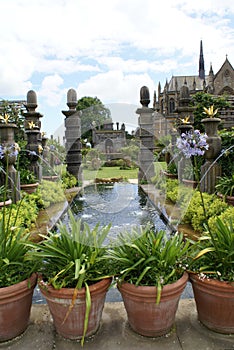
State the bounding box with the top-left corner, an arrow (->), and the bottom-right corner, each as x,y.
63,182 -> 167,242
33,182 -> 194,303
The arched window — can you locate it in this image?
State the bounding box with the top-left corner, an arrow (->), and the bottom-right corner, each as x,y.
169,98 -> 175,113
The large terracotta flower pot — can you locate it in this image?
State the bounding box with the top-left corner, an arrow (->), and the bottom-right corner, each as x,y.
42,175 -> 59,182
217,193 -> 234,206
39,277 -> 112,340
0,273 -> 37,341
0,198 -> 12,208
163,171 -> 178,179
190,273 -> 234,334
20,182 -> 39,194
182,179 -> 199,189
118,272 -> 188,337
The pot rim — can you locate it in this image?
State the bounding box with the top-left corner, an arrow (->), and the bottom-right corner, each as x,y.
201,117 -> 221,123
190,273 -> 234,290
20,182 -> 39,187
118,271 -> 188,295
0,273 -> 37,299
38,276 -> 112,299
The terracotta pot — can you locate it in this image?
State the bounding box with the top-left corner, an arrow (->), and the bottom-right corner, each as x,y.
20,182 -> 39,194
0,198 -> 12,208
190,273 -> 234,334
39,277 -> 112,340
0,273 -> 37,341
217,193 -> 234,206
42,175 -> 59,182
118,272 -> 188,337
163,171 -> 178,179
225,195 -> 234,206
182,179 -> 199,189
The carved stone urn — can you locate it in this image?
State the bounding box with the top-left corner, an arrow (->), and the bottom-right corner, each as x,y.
201,117 -> 221,160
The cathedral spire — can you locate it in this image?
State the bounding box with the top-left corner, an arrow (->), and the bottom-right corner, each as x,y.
199,40 -> 205,79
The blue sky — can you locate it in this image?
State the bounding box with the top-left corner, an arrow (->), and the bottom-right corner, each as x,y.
1,0 -> 234,139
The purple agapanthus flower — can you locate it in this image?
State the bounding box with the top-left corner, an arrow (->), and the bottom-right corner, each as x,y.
176,130 -> 209,159
0,144 -> 19,159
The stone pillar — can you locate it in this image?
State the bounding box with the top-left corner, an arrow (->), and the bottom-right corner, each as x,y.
200,117 -> 222,193
0,123 -> 20,203
136,86 -> 155,183
62,89 -> 82,181
23,90 -> 43,181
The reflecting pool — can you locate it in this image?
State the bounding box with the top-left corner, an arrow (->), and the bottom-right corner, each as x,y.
62,182 -> 167,242
33,182 -> 194,303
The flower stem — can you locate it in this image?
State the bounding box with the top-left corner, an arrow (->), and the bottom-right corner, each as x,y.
193,156 -> 211,234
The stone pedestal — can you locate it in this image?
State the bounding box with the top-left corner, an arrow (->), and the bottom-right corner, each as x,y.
137,86 -> 155,183
62,89 -> 82,182
200,118 -> 222,193
23,90 -> 43,181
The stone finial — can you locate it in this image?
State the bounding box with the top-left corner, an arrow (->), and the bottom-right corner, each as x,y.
67,88 -> 77,110
180,82 -> 190,99
140,86 -> 150,107
26,90 -> 37,112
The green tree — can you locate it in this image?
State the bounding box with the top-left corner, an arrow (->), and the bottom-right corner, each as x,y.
76,96 -> 111,142
191,92 -> 230,131
0,100 -> 26,142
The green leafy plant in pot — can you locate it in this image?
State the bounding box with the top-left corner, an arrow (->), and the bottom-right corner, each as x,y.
187,217 -> 234,334
176,118 -> 234,334
27,210 -> 112,346
107,227 -> 189,337
0,145 -> 38,341
18,150 -> 39,193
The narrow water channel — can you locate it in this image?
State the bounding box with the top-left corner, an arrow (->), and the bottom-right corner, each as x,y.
33,182 -> 193,303
63,182 -> 167,243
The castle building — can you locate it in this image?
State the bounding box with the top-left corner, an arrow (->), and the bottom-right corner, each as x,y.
92,119 -> 126,159
154,40 -> 234,137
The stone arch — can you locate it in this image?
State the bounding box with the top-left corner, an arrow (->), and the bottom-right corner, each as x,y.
105,138 -> 113,154
218,86 -> 234,95
169,98 -> 175,113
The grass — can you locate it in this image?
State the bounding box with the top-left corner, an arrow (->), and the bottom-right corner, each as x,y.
83,166 -> 138,181
83,162 -> 166,182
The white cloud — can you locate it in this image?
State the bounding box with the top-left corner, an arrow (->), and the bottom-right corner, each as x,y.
37,59 -> 100,75
39,74 -> 65,106
0,0 -> 234,134
77,70 -> 155,104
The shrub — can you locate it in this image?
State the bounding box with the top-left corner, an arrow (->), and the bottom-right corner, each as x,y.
208,206 -> 234,233
0,193 -> 39,234
166,161 -> 177,175
37,180 -> 66,208
61,171 -> 77,189
182,191 -> 228,232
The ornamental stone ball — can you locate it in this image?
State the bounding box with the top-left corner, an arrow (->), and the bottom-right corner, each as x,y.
140,86 -> 150,107
67,89 -> 77,110
26,90 -> 37,112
